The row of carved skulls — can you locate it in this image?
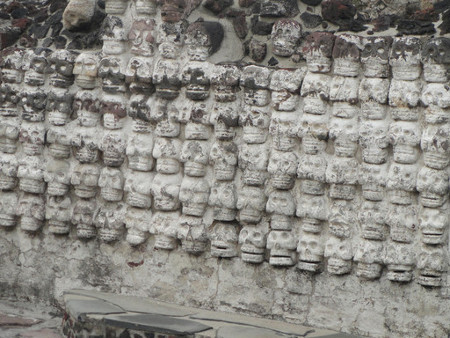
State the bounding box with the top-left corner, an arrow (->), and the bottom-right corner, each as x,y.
0,188 -> 446,283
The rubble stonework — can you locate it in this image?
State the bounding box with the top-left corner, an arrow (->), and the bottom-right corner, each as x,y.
0,0 -> 449,337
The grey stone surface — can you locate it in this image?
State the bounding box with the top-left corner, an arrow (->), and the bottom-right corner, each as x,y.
216,325 -> 289,338
104,313 -> 212,334
65,298 -> 125,319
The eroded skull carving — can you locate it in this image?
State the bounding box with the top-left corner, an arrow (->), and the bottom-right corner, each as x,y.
0,84 -> 20,117
324,237 -> 353,275
20,88 -> 47,122
102,16 -> 127,55
332,34 -> 362,77
422,37 -> 450,82
182,63 -> 211,101
98,167 -> 124,202
17,158 -> 45,194
72,199 -> 97,239
270,69 -> 304,111
240,65 -> 272,107
211,103 -> 239,141
386,204 -> 417,243
47,90 -> 74,126
389,37 -> 422,81
101,132 -> 127,167
151,172 -> 182,211
384,241 -> 415,282
417,246 -> 446,287
328,200 -> 356,238
0,156 -> 18,191
100,94 -> 127,129
73,52 -> 100,89
152,137 -> 181,174
126,133 -> 154,172
271,19 -> 302,57
326,157 -> 359,200
49,50 -> 78,88
46,195 -> 72,235
359,119 -> 389,164
269,115 -> 297,152
153,59 -> 181,99
268,150 -> 298,190
354,240 -> 384,280
388,121 -> 421,164
105,0 -> 128,14
157,22 -> 185,59
179,176 -> 209,216
296,194 -> 328,230
239,222 -> 269,264
73,90 -> 100,127
126,58 -> 154,94
210,64 -> 240,102
23,48 -> 52,86
135,0 -> 157,15
0,121 -> 19,154
124,171 -> 153,209
0,192 -> 18,227
177,215 -> 208,254
302,32 -> 335,73
209,181 -> 237,221
301,72 -> 330,115
71,164 -> 100,198
297,232 -> 324,272
17,193 -> 45,233
421,124 -> 450,170
47,126 -> 71,159
0,48 -> 24,84
386,163 -> 418,204
186,21 -> 224,61
210,221 -> 239,258
237,186 -> 267,224
358,200 -> 387,240
153,100 -> 181,137
209,141 -> 237,181
129,19 -> 156,57
150,211 -> 179,250
238,143 -> 269,186
180,140 -> 210,177
71,130 -> 100,163
98,56 -> 127,93
128,94 -> 152,132
361,36 -> 392,78
240,106 -> 270,144
359,162 -> 388,201
125,207 -> 151,246
419,207 -> 448,245
417,167 -> 449,208
44,160 -> 71,197
266,190 -> 295,230
95,202 -> 126,242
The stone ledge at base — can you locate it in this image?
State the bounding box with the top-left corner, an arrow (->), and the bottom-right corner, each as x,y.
62,289 -> 360,338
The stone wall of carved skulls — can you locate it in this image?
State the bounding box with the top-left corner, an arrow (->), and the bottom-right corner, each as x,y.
0,0 -> 449,337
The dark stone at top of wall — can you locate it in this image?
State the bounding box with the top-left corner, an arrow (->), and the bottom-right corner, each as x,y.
251,16 -> 274,35
301,0 -> 323,6
300,12 -> 323,28
397,20 -> 436,35
204,0 -> 234,15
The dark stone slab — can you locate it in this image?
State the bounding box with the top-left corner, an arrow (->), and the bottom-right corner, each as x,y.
65,299 -> 125,320
104,313 -> 212,334
301,12 -> 323,28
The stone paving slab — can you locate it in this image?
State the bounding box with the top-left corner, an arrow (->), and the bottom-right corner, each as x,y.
66,289 -> 196,317
62,289 -> 361,338
104,313 -> 212,334
0,312 -> 42,327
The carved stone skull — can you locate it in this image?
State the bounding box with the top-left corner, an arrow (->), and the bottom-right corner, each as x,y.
0,48 -> 24,84
72,199 -> 97,239
332,34 -> 362,77
417,167 -> 449,208
354,240 -> 384,280
386,204 -> 417,243
240,106 -> 270,144
153,59 -> 182,99
71,130 -> 100,164
324,237 -> 353,275
17,158 -> 45,194
179,177 -> 210,216
210,64 -> 240,102
126,133 -> 154,172
209,221 -> 239,258
210,103 -> 239,141
180,140 -> 210,177
358,200 -> 387,241
359,119 -> 389,164
100,94 -> 127,129
124,171 -> 153,209
239,222 -> 269,264
0,192 -> 18,227
421,124 -> 450,170
125,207 -> 151,246
0,120 -> 19,154
269,115 -> 297,152
417,246 -> 446,287
95,202 -> 126,242
238,143 -> 269,186
386,163 -> 418,205
101,132 -> 127,167
73,90 -> 100,127
422,37 -> 450,82
150,211 -> 179,250
208,181 -> 237,221
47,126 -> 71,159
389,36 -> 422,80
302,32 -> 335,73
267,150 -> 298,190
129,19 -> 156,57
73,52 -> 100,89
157,22 -> 185,59
152,137 -> 181,174
153,100 -> 180,137
266,229 -> 297,266
0,156 -> 18,191
269,68 -> 304,111
177,215 -> 208,254
240,65 -> 272,107
388,121 -> 421,164
297,232 -> 324,272
0,84 -> 20,117
186,21 -> 224,61
209,141 -> 237,181
361,36 -> 392,78
135,0 -> 157,15
419,207 -> 448,245
20,88 -> 47,122
271,19 -> 302,57
49,50 -> 78,88
71,164 -> 100,199
98,167 -> 124,202
23,48 -> 52,86
98,56 -> 127,93
46,195 -> 72,235
150,172 -> 182,211
46,90 -> 74,126
384,241 -> 415,283
17,193 -> 45,233
126,58 -> 154,95
237,186 -> 267,224
328,200 -> 356,238
105,0 -> 128,14
44,160 -> 71,197
102,16 -> 127,55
